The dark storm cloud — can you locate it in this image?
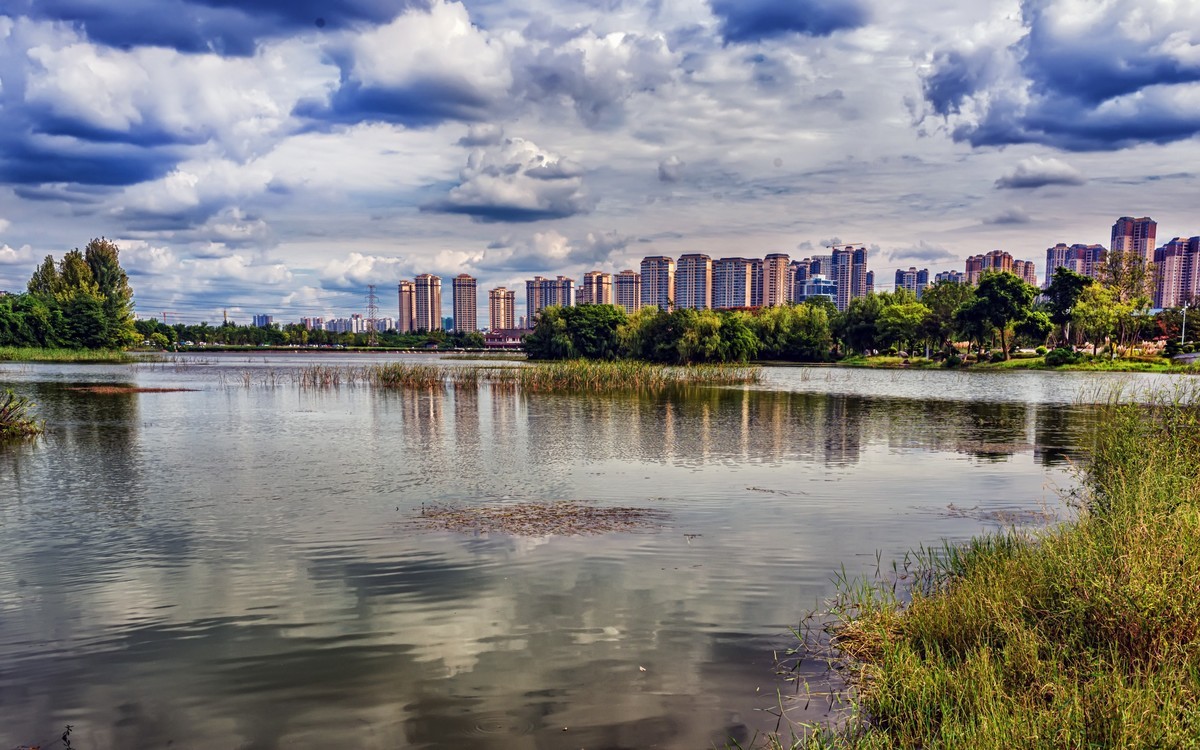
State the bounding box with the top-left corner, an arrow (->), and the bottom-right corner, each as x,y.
0,135 -> 178,187
12,0 -> 422,55
919,0 -> 1200,151
293,78 -> 493,127
709,0 -> 870,44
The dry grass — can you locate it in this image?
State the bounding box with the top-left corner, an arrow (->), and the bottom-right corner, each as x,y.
411,500 -> 668,536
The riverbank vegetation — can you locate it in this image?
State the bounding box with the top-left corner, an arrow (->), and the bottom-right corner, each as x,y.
0,346 -> 138,363
0,390 -> 42,440
526,251 -> 1192,371
0,239 -> 137,350
367,359 -> 760,392
133,318 -> 486,350
774,388 -> 1200,748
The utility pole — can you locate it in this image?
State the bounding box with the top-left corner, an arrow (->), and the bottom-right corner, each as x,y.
1183,301 -> 1189,345
366,284 -> 379,347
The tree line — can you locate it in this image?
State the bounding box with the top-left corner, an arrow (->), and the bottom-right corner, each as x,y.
526,251 -> 1182,364
132,318 -> 486,350
0,238 -> 137,349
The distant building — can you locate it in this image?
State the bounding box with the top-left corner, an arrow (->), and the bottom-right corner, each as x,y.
1154,236 -> 1200,309
1012,259 -> 1038,287
934,270 -> 966,284
484,328 -> 531,349
713,257 -> 754,309
579,271 -> 614,305
525,275 -> 574,320
414,274 -> 442,331
640,256 -> 675,310
489,287 -> 516,331
763,253 -> 791,307
1045,243 -> 1106,282
1112,216 -> 1157,264
795,275 -> 836,304
452,274 -> 477,332
675,254 -> 713,309
750,258 -> 764,307
398,280 -> 416,333
301,317 -> 323,331
614,270 -> 641,314
894,267 -> 930,297
830,246 -> 869,312
252,314 -> 273,328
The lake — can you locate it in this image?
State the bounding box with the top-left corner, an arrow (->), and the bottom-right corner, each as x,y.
0,355 -> 1181,748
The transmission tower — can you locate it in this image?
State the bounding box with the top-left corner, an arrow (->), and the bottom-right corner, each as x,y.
366,284 -> 379,347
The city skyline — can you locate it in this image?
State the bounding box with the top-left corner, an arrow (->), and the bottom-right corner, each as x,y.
0,2 -> 1197,326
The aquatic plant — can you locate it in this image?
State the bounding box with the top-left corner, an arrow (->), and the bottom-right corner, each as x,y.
0,346 -> 138,363
0,389 -> 43,439
366,359 -> 761,392
768,384 -> 1200,748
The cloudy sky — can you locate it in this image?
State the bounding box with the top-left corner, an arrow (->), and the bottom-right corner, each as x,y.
0,0 -> 1197,324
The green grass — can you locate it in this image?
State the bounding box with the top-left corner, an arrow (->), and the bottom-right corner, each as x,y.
0,346 -> 139,363
765,386 -> 1200,749
0,389 -> 43,439
839,353 -> 1200,374
366,359 -> 761,392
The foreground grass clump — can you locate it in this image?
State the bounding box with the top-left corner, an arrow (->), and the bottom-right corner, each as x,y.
0,346 -> 137,363
368,359 -> 761,392
0,389 -> 43,439
779,388 -> 1200,749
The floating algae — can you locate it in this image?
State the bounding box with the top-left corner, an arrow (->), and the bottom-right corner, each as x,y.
413,501 -> 668,536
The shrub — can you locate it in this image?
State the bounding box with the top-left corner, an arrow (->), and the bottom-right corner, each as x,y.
0,390 -> 42,439
1043,347 -> 1084,367
1035,346 -> 1047,356
989,350 -> 1007,363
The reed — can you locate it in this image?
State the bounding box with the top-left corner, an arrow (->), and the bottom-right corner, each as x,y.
0,389 -> 43,439
365,359 -> 761,392
765,384 -> 1200,749
0,347 -> 138,363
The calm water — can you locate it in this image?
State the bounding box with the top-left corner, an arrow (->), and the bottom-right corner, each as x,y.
0,355 -> 1181,748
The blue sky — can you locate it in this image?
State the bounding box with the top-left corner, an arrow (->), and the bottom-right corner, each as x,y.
0,0 -> 1197,324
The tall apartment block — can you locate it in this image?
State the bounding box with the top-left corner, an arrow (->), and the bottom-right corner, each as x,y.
713,257 -> 754,309
763,253 -> 791,307
675,254 -> 713,309
1154,236 -> 1200,309
1112,216 -> 1157,264
829,246 -> 869,312
1012,259 -> 1038,287
934,270 -> 967,284
1046,243 -> 1106,281
640,256 -> 675,310
452,274 -> 477,332
966,250 -> 1014,284
414,274 -> 442,331
614,270 -> 641,314
398,280 -> 416,332
525,275 -> 574,320
488,287 -> 516,330
579,271 -> 614,305
895,267 -> 930,297
750,259 -> 764,307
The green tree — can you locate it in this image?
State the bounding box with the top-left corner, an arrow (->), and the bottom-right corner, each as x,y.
877,301 -> 930,354
919,280 -> 975,348
973,271 -> 1037,359
1073,284 -> 1118,356
832,294 -> 886,354
83,238 -> 138,348
523,306 -> 576,359
1044,267 -> 1093,344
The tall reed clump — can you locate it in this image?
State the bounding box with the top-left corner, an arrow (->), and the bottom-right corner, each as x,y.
366,360 -> 761,392
780,385 -> 1200,749
0,389 -> 43,439
0,346 -> 137,363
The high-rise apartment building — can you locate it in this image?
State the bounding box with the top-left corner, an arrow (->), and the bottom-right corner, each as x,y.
966,250 -> 1014,284
895,267 -> 930,297
829,246 -> 870,311
934,270 -> 967,284
750,259 -> 764,307
579,271 -> 613,305
1111,216 -> 1157,264
252,314 -> 273,328
414,274 -> 442,331
713,257 -> 754,309
525,275 -> 574,320
488,287 -> 516,330
640,256 -> 675,310
398,280 -> 416,332
763,253 -> 791,307
1045,243 -> 1107,281
1012,259 -> 1038,287
614,270 -> 641,314
452,274 -> 477,332
795,275 -> 836,304
675,254 -> 713,309
852,247 -> 870,299
1154,236 -> 1200,309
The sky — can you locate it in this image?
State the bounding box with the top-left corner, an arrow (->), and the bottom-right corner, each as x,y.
0,0 -> 1197,325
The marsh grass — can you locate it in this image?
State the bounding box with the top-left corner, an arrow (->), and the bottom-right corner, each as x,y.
763,384 -> 1200,749
0,389 -> 43,439
368,359 -> 760,391
0,347 -> 138,363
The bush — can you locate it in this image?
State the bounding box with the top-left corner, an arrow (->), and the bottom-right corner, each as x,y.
1043,347 -> 1084,367
989,350 -> 1007,363
942,352 -> 962,368
1164,340 -> 1183,358
1035,346 -> 1047,356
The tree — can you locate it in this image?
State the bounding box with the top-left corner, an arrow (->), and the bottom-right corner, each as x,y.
973,271 -> 1037,359
877,302 -> 930,353
1073,284 -> 1118,355
84,238 -> 138,348
920,280 -> 975,348
832,294 -> 886,354
1044,268 -> 1093,345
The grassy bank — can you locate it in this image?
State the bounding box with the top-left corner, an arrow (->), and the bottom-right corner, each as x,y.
366,359 -> 761,392
0,346 -> 139,363
775,388 -> 1200,748
838,353 -> 1200,374
0,390 -> 42,439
